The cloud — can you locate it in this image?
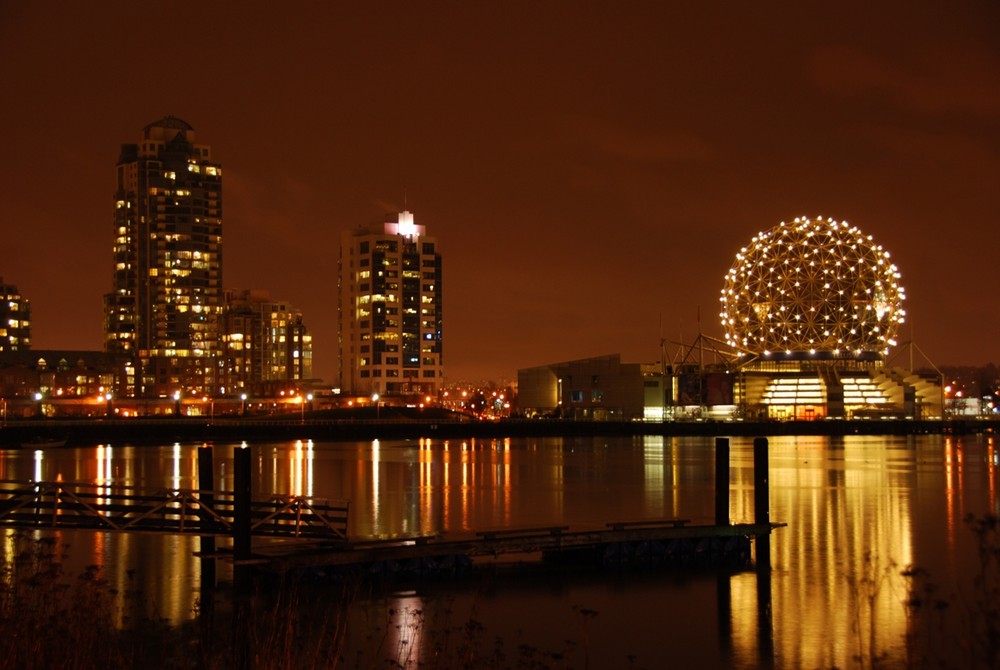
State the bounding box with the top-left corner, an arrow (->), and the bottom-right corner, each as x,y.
808,44 -> 1000,117
567,117 -> 715,165
851,123 -> 1000,170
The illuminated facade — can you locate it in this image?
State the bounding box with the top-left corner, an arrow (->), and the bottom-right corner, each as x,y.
714,216 -> 940,420
720,216 -> 906,357
0,350 -> 129,409
103,116 -> 225,397
222,289 -> 313,394
338,211 -> 443,398
0,278 -> 30,352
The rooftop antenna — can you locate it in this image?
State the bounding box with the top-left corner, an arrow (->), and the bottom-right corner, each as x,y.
659,313 -> 665,376
698,305 -> 704,371
909,319 -> 914,372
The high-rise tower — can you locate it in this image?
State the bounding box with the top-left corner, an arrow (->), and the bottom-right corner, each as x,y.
338,211 -> 443,399
103,116 -> 225,397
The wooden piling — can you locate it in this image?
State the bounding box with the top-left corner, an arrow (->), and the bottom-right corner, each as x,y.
753,436 -> 774,666
753,436 -> 769,529
714,437 -> 730,526
752,436 -> 771,568
233,445 -> 252,563
197,444 -> 216,589
232,444 -> 253,670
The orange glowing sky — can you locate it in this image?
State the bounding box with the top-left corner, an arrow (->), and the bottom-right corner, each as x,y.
1,2 -> 998,384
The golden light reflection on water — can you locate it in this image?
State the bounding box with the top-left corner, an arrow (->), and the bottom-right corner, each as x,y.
723,434 -> 967,669
2,433 -> 998,665
642,436 -> 666,516
989,436 -> 998,512
288,439 -> 313,497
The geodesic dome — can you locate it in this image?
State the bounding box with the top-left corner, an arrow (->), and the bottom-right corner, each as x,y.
719,216 -> 905,358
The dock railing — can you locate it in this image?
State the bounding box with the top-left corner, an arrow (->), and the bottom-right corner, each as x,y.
0,480 -> 349,541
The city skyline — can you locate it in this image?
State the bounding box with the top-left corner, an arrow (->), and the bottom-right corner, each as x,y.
1,3 -> 998,384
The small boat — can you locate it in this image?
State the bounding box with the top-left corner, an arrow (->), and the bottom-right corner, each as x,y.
19,436 -> 68,449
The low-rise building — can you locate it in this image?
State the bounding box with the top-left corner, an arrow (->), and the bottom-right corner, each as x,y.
517,354 -> 665,421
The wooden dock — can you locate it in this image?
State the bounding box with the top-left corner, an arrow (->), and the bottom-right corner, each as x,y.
245,437 -> 783,578
0,479 -> 349,540
0,437 -> 785,583
248,519 -> 782,577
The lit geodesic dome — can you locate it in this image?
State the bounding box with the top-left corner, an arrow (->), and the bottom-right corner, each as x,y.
719,216 -> 906,358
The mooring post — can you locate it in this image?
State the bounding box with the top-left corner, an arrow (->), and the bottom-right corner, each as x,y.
233,445 -> 252,564
753,436 -> 774,666
753,436 -> 771,563
753,436 -> 770,528
197,444 -> 218,655
232,444 -> 252,670
197,444 -> 216,589
233,444 -> 253,600
715,437 -> 730,526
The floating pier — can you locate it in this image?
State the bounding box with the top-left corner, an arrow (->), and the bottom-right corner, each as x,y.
249,518 -> 777,578
243,436 -> 782,579
0,438 -> 783,583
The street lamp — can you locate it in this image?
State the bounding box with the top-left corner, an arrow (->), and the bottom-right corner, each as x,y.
33,392 -> 43,418
173,390 -> 182,416
372,393 -> 380,420
299,393 -> 313,423
240,393 -> 247,416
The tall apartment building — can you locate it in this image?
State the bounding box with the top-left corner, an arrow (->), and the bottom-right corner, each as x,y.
338,211 -> 443,398
103,116 -> 225,397
0,278 -> 30,352
222,289 -> 313,394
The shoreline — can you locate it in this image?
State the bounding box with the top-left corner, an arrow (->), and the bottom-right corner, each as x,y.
0,416 -> 993,447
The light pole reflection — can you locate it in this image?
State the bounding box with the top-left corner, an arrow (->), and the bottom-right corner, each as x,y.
371,439 -> 381,535
96,445 -> 113,503
289,439 -> 314,497
171,443 -> 182,490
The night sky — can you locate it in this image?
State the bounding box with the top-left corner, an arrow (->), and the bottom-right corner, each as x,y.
2,2 -> 998,384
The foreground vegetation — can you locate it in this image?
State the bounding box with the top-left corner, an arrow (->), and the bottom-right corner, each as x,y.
0,534 -> 626,670
1,515 -> 999,669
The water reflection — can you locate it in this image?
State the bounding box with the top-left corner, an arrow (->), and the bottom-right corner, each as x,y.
0,434 -> 998,667
756,436 -> 915,667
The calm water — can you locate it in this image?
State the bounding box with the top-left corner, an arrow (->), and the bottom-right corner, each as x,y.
1,433 -> 997,668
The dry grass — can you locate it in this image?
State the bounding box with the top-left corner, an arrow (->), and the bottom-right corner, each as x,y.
0,533 -> 633,669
